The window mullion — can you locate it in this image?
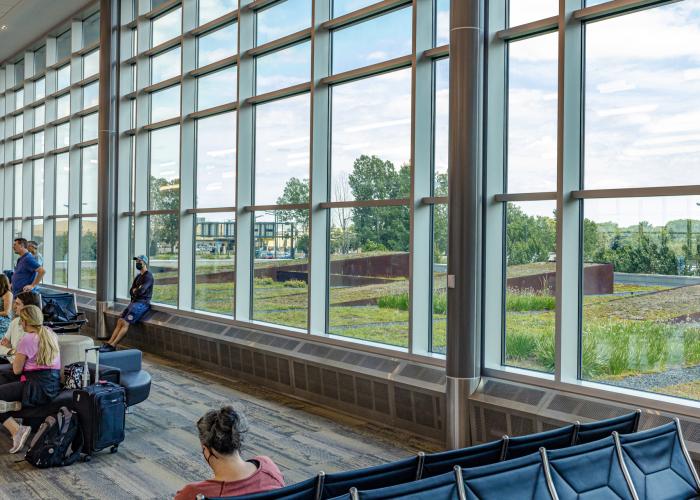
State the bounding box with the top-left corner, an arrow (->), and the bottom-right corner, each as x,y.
555,0 -> 584,383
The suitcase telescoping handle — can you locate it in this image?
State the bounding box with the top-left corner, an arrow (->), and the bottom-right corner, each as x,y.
84,346 -> 101,385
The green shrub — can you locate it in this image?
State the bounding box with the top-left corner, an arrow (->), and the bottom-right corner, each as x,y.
254,277 -> 275,286
683,328 -> 700,365
506,332 -> 539,361
433,290 -> 447,315
534,333 -> 555,373
283,280 -> 307,288
506,290 -> 555,312
378,293 -> 409,311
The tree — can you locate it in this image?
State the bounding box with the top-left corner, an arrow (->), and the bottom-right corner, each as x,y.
331,173 -> 355,254
593,223 -> 678,275
149,177 -> 179,254
505,204 -> 556,266
348,155 -> 411,252
276,177 -> 310,254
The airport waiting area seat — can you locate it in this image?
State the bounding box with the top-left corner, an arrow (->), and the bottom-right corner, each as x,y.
573,409 -> 641,445
99,349 -> 152,407
36,286 -> 88,334
201,411 -> 698,500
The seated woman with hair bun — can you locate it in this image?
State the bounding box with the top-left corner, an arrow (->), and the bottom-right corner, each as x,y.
174,406 -> 285,500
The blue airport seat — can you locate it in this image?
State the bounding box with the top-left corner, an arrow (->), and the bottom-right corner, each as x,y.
206,475 -> 321,500
617,420 -> 700,500
574,410 -> 641,445
461,451 -> 554,500
328,467 -> 464,500
501,424 -> 577,460
320,455 -> 423,499
545,435 -> 636,500
420,439 -> 503,479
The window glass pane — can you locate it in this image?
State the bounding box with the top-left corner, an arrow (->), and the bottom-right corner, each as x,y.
56,122 -> 70,149
15,88 -> 24,109
507,32 -> 558,193
583,196 -> 700,402
14,164 -> 23,216
54,220 -> 69,286
80,217 -> 98,290
435,0 -> 449,46
55,153 -> 70,216
14,59 -> 24,83
83,81 -> 99,108
194,212 -> 236,315
34,46 -> 47,74
431,203 -> 448,353
199,0 -> 238,25
152,7 -> 182,46
14,139 -> 23,160
33,131 -> 44,154
35,77 -> 45,100
330,68 -> 411,201
57,65 -> 71,90
83,12 -> 100,47
14,113 -> 23,134
198,23 -> 237,67
255,41 -> 310,95
32,220 -> 44,251
509,0 -> 557,27
81,145 -> 98,213
33,159 -> 44,216
148,214 -> 179,305
57,93 -> 71,118
333,0 -> 375,18
196,111 -> 237,207
82,113 -> 98,141
329,206 -> 410,347
151,47 -> 181,83
505,201 -> 557,373
252,211 -> 308,329
329,206 -> 410,348
56,30 -> 72,61
199,0 -> 237,25
585,1 -> 700,189
332,8 -> 411,74
34,104 -> 45,127
254,94 -> 310,205
197,66 -> 237,110
83,49 -> 99,77
434,58 -> 449,189
149,125 -> 180,209
256,0 -> 311,46
151,85 -> 181,122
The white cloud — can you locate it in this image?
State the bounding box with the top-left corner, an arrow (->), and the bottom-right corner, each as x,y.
597,80 -> 637,94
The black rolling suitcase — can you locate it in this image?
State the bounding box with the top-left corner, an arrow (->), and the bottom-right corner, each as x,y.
72,346 -> 126,460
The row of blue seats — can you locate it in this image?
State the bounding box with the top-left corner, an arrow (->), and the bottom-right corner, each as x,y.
203,411 -> 667,500
331,420 -> 700,500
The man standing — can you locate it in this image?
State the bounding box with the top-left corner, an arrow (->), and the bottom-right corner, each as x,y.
11,238 -> 45,297
100,255 -> 153,352
27,241 -> 43,267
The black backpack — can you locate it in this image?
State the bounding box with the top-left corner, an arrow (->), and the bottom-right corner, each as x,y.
25,407 -> 84,468
42,299 -> 71,323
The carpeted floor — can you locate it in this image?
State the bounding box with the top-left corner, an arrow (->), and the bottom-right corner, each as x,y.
0,353 -> 437,500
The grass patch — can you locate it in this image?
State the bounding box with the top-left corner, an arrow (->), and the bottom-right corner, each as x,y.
506,289 -> 555,312
376,290 -> 448,314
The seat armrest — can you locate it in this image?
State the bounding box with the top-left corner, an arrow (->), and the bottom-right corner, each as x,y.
87,362 -> 121,385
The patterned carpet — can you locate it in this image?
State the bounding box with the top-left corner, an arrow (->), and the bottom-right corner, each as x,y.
0,353 -> 436,500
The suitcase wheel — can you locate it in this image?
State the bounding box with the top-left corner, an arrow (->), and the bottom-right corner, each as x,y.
82,455 -> 92,463
110,445 -> 119,454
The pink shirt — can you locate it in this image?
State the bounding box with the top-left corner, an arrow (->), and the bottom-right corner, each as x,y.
174,456 -> 285,500
17,331 -> 61,371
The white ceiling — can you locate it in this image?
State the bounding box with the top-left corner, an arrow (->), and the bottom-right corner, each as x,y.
0,0 -> 95,64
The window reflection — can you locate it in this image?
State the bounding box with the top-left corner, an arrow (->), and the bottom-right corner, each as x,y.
151,47 -> 181,83
149,125 -> 181,209
152,7 -> 182,46
196,111 -> 237,207
256,0 -> 311,46
255,41 -> 310,95
55,153 -> 70,216
509,0 -> 557,27
83,49 -> 99,77
151,85 -> 181,122
198,23 -> 237,67
199,0 -> 237,25
81,145 -> 98,213
197,66 -> 237,110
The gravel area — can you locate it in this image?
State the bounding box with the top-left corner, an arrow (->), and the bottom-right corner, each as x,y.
604,365 -> 700,392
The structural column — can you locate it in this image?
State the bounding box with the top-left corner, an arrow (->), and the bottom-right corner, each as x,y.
96,0 -> 120,338
446,0 -> 484,449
